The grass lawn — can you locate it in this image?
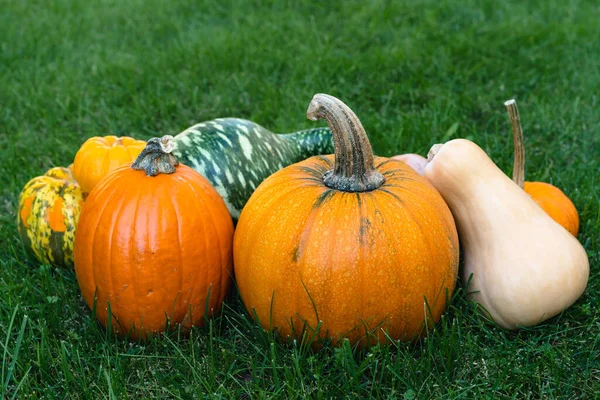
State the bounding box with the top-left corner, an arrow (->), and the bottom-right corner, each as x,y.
1,0 -> 599,397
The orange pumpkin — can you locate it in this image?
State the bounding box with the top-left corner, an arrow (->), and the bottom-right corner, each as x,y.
523,182 -> 579,235
74,135 -> 234,339
72,135 -> 146,193
505,100 -> 579,236
233,94 -> 459,347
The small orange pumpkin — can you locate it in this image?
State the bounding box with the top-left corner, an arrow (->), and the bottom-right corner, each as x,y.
505,100 -> 579,236
234,94 -> 459,347
74,136 -> 234,339
72,135 -> 146,193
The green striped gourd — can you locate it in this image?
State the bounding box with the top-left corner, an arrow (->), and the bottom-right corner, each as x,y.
173,118 -> 333,220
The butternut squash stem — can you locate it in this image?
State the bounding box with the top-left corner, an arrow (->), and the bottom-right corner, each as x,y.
306,94 -> 385,192
427,144 -> 443,162
131,135 -> 179,176
505,99 -> 525,189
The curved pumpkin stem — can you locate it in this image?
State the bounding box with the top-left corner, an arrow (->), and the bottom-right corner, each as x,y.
505,99 -> 525,189
131,135 -> 179,176
306,94 -> 385,192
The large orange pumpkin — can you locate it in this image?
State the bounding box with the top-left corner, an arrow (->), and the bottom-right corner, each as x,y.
72,135 -> 146,193
233,94 -> 459,346
505,100 -> 579,235
74,135 -> 234,339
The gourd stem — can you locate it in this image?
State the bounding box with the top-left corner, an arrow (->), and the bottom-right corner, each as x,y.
280,127 -> 335,160
131,135 -> 179,176
505,99 -> 525,189
306,94 -> 385,192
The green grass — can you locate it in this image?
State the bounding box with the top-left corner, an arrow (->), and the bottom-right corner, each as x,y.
1,0 -> 599,397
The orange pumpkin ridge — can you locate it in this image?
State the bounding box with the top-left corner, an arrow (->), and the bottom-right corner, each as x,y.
20,195 -> 35,229
48,197 -> 67,232
505,99 -> 579,235
234,94 -> 459,347
74,135 -> 234,340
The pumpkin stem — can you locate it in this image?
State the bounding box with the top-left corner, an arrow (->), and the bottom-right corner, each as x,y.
505,99 -> 525,189
306,94 -> 385,192
131,135 -> 179,176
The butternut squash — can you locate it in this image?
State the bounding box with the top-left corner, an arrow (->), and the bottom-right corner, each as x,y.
391,153 -> 427,176
424,139 -> 589,329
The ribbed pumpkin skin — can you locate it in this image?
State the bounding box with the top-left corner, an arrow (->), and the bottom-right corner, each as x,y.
72,136 -> 146,193
18,167 -> 85,268
234,155 -> 459,346
524,181 -> 579,236
74,163 -> 234,339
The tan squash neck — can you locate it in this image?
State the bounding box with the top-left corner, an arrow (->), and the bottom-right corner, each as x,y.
306,94 -> 385,192
505,99 -> 525,189
131,135 -> 179,176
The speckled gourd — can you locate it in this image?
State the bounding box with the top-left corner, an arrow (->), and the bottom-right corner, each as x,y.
172,118 -> 333,221
17,166 -> 85,268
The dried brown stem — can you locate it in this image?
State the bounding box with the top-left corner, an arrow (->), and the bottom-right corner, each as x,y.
306,94 -> 385,192
505,99 -> 525,189
131,135 -> 179,176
